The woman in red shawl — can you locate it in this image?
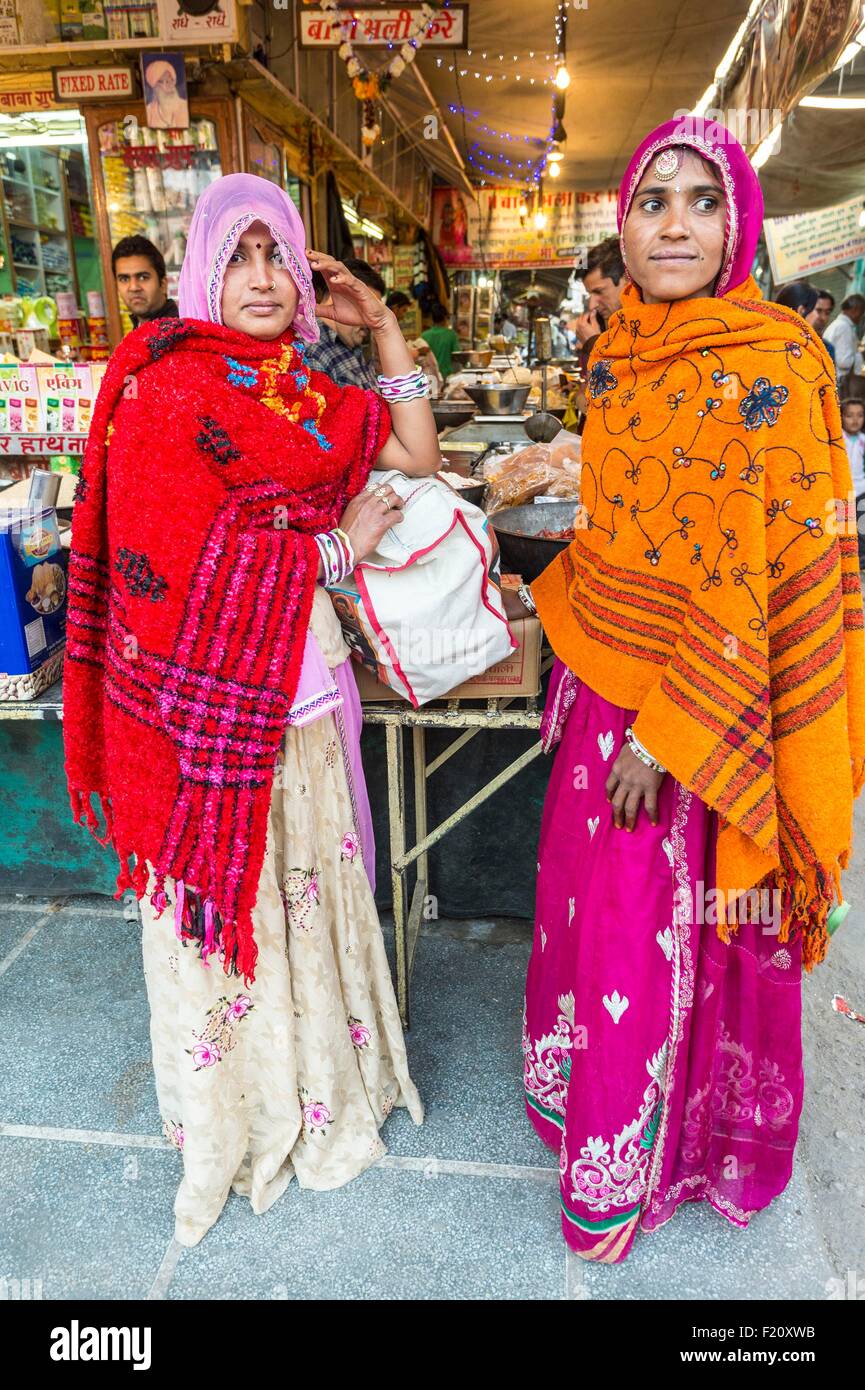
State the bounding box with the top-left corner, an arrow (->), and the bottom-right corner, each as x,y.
516,121 -> 864,1263
64,175 -> 438,1245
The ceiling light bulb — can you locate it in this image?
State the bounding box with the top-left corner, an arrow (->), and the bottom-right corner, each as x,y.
555,64 -> 571,91
534,209 -> 547,230
548,159 -> 561,178
519,199 -> 528,217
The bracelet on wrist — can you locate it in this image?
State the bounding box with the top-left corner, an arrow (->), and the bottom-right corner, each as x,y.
377,367 -> 430,403
517,582 -> 537,616
624,725 -> 666,774
315,528 -> 355,588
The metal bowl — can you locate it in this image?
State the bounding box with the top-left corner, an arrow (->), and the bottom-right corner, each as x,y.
432,401 -> 476,433
452,348 -> 493,368
464,384 -> 531,415
491,501 -> 579,582
456,480 -> 487,508
523,411 -> 563,444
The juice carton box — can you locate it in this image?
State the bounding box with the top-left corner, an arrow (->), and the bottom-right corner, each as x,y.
0,505 -> 68,699
36,363 -> 93,434
0,364 -> 43,433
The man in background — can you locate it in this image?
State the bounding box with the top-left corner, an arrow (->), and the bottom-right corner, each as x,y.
811,289 -> 834,336
112,236 -> 178,330
574,236 -> 625,347
813,290 -> 835,364
825,293 -> 865,392
386,290 -> 413,323
306,257 -> 386,390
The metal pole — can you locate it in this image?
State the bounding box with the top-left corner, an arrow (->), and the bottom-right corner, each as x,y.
386,722 -> 410,1027
412,725 -> 428,891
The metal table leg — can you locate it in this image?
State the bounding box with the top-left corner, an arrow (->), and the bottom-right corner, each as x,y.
386,722 -> 410,1027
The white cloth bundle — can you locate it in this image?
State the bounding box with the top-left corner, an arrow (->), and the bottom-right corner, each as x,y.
329,469 -> 515,706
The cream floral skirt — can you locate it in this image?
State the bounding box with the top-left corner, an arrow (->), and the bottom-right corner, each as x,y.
140,707 -> 423,1248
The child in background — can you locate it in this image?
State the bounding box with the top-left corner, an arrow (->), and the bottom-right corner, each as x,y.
842,398 -> 865,570
421,302 -> 460,379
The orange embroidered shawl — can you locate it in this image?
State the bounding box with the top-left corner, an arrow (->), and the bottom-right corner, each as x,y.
533,276 -> 865,966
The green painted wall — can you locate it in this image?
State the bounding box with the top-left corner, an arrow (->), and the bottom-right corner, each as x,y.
0,722 -> 117,895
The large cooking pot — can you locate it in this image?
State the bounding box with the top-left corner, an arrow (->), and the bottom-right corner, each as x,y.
491,501 -> 578,582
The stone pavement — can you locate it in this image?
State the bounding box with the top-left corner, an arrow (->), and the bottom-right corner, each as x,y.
1,818 -> 863,1299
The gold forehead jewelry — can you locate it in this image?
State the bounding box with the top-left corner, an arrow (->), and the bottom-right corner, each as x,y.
654,148 -> 680,181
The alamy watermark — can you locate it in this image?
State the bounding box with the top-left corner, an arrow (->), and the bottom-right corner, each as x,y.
672,108 -> 784,150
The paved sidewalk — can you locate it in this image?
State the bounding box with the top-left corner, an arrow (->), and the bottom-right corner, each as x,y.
1,854 -> 862,1299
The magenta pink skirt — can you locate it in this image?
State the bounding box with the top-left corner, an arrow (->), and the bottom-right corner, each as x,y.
523,663 -> 804,1263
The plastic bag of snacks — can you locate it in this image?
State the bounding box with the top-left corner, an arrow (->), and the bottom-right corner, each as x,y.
482,432 -> 581,513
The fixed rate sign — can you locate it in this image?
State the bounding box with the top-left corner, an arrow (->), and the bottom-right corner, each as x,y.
53,67 -> 135,102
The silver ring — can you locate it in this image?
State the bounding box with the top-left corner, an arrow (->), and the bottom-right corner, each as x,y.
373,485 -> 388,498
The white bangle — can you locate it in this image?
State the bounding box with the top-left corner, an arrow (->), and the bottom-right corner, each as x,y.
377,368 -> 430,402
315,528 -> 354,588
624,725 -> 666,774
518,582 -> 537,616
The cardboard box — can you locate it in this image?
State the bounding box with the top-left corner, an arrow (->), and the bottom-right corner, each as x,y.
35,363 -> 93,434
351,616 -> 542,704
0,505 -> 68,698
0,364 -> 43,433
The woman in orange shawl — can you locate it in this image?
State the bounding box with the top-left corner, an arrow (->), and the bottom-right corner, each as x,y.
519,119 -> 865,1263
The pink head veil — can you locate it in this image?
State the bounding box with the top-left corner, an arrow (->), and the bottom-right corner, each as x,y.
616,117 -> 764,298
178,172 -> 319,342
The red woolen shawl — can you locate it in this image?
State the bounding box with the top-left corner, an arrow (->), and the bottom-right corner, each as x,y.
64,316 -> 389,981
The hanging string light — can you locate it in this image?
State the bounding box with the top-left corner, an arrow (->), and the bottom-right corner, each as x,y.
447,105 -> 548,147
554,0 -> 570,91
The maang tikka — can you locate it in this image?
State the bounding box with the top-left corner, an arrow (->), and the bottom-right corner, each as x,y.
653,148 -> 681,181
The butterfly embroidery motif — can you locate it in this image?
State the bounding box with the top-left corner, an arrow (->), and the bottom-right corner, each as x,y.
656,927 -> 674,960
597,730 -> 615,761
602,990 -> 629,1023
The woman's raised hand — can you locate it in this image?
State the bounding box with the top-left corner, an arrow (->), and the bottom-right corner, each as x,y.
307,250 -> 391,331
339,483 -> 404,563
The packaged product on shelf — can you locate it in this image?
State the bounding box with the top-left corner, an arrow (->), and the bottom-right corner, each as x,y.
55,292 -> 78,319
80,0 -> 108,39
90,362 -> 107,399
0,505 -> 68,701
87,317 -> 109,347
14,328 -> 51,359
57,317 -> 82,350
44,397 -> 61,432
35,364 -> 92,432
60,0 -> 83,40
0,364 -> 43,431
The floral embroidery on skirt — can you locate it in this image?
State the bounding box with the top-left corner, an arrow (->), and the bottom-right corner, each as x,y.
140,707 -> 423,1248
